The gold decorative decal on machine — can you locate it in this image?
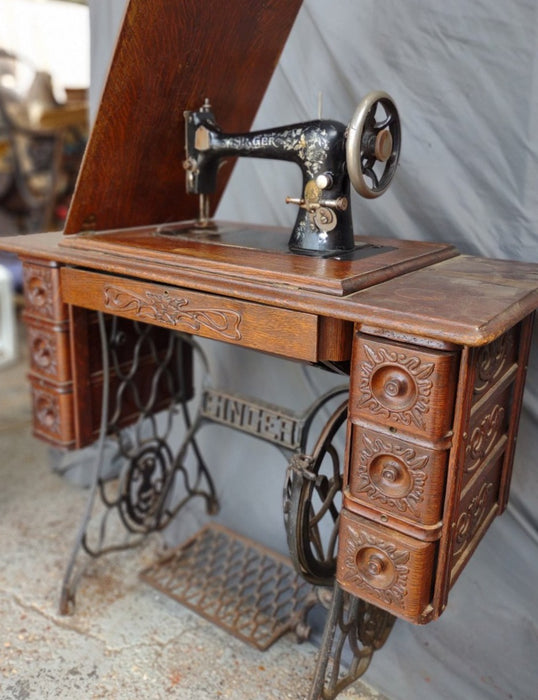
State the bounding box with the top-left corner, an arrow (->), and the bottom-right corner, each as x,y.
341,526 -> 410,608
357,434 -> 428,516
103,286 -> 242,340
358,344 -> 434,429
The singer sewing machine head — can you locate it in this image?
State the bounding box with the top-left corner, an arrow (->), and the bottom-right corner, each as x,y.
182,91 -> 401,256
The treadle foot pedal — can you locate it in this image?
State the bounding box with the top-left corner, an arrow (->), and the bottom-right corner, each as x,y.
140,523 -> 316,650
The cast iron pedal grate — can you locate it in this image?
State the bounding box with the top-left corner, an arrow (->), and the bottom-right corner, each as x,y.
140,523 -> 316,650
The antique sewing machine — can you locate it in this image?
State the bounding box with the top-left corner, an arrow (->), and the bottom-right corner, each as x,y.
0,2 -> 536,699
180,91 -> 400,254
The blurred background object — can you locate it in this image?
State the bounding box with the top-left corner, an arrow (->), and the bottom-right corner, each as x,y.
0,0 -> 89,291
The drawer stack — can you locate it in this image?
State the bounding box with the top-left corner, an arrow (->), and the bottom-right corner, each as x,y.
338,318 -> 533,624
22,260 -> 76,448
22,260 -> 194,451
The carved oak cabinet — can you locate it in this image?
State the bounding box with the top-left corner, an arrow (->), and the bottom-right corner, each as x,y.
339,316 -> 532,623
1,1 -> 537,697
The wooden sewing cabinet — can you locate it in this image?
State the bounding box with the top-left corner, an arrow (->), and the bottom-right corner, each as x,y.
1,1 -> 537,697
2,223 -> 536,698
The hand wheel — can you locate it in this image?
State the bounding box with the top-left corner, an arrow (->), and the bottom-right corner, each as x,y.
346,90 -> 401,199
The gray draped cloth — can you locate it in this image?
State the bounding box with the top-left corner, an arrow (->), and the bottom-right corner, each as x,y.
90,2 -> 538,698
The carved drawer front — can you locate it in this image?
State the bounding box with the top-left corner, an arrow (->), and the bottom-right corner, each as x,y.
60,267 -> 340,362
29,376 -> 76,449
347,426 -> 448,528
350,334 -> 458,441
337,509 -> 436,624
22,262 -> 68,322
24,316 -> 71,383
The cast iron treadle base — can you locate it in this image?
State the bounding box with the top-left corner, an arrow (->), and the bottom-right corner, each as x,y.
140,523 -> 317,651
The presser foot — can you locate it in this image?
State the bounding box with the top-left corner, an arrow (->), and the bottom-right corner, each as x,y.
308,584 -> 396,700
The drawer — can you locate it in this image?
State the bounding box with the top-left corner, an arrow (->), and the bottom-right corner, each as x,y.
24,314 -> 72,383
23,262 -> 68,322
347,425 -> 448,528
350,333 -> 458,441
337,509 -> 436,623
61,268 -> 349,362
29,376 -> 76,449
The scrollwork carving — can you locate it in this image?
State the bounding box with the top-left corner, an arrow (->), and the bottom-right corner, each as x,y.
452,482 -> 494,559
474,332 -> 515,396
103,286 -> 242,340
465,404 -> 506,474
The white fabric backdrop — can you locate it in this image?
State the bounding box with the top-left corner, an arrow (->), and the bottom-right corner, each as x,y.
89,2 -> 538,699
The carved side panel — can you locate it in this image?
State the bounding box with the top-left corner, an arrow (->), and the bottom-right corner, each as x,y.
450,449 -> 503,584
472,326 -> 518,399
461,385 -> 512,491
337,510 -> 435,623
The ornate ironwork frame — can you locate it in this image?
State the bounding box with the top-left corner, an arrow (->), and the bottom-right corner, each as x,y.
58,314 -> 396,700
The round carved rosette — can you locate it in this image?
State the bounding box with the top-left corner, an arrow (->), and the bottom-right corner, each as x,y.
355,546 -> 396,589
369,453 -> 413,499
371,365 -> 418,412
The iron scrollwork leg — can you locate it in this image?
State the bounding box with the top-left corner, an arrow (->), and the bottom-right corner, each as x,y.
308,584 -> 396,700
59,314 -> 217,614
283,392 -> 396,699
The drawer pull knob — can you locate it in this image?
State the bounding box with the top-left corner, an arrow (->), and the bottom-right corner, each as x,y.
370,454 -> 412,498
356,546 -> 395,589
371,365 -> 417,411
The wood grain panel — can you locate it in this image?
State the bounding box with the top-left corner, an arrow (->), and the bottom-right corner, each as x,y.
60,267 -> 324,361
64,0 -> 303,234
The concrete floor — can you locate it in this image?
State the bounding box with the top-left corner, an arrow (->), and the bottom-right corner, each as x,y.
0,313 -> 387,700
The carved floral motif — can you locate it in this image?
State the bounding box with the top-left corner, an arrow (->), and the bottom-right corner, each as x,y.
103,286 -> 242,340
33,390 -> 60,436
358,344 -> 434,429
341,522 -> 410,609
355,433 -> 428,517
23,266 -> 55,318
28,327 -> 57,376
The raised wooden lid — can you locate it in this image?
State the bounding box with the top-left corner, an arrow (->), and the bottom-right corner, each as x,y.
64,0 -> 303,234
